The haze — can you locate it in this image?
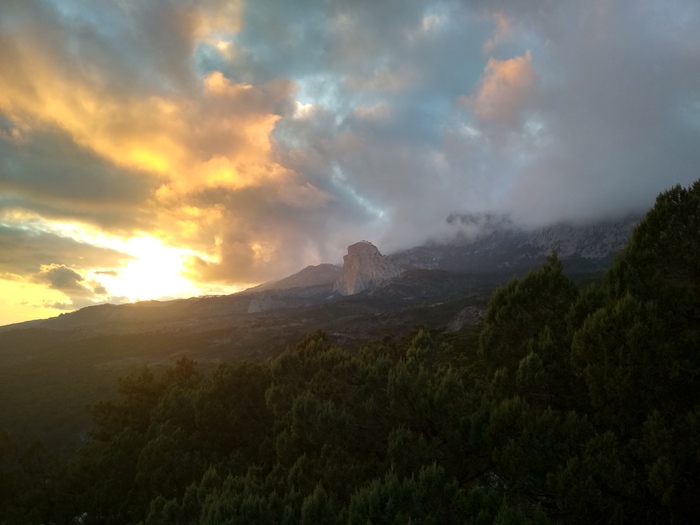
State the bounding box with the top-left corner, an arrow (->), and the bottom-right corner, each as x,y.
1,0 -> 698,325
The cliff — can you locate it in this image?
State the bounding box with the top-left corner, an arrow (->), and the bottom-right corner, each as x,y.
333,241 -> 403,296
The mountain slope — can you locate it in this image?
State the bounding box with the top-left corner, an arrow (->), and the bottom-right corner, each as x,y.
391,215 -> 638,273
245,263 -> 341,293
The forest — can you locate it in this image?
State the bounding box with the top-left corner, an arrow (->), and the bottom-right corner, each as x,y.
1,181 -> 699,524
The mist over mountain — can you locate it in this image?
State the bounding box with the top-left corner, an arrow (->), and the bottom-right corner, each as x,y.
391,212 -> 639,273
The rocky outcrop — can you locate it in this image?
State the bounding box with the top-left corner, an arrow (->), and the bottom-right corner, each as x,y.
333,241 -> 403,296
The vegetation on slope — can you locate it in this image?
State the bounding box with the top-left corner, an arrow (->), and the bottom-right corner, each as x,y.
1,181 -> 699,524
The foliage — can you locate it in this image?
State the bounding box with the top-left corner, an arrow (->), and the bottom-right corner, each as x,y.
3,180 -> 700,523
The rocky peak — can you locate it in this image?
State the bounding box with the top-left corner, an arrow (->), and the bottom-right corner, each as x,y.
333,241 -> 403,296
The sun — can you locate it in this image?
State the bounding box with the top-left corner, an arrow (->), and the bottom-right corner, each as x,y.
92,236 -> 202,302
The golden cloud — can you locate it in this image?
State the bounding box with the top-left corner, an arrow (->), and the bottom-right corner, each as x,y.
0,7 -> 296,202
0,2 -> 337,300
461,51 -> 537,127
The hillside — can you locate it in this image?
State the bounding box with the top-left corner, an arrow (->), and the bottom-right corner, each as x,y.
2,181 -> 699,524
0,216 -> 638,454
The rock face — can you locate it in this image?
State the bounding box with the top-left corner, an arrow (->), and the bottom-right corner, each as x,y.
334,241 -> 404,296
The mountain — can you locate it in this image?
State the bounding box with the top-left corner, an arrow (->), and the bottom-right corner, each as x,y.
333,240 -> 404,295
247,242 -> 408,312
247,284 -> 334,313
390,215 -> 638,274
0,217 -> 638,332
0,217 -> 639,452
257,216 -> 639,307
244,263 -> 341,293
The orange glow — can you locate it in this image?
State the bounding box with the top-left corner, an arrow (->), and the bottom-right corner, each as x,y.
0,3 -> 309,326
0,32 -> 293,200
250,241 -> 274,263
0,279 -> 67,326
461,50 -> 536,125
90,236 -> 201,301
128,148 -> 172,174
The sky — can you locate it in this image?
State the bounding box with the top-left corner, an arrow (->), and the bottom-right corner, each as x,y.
1,0 -> 699,325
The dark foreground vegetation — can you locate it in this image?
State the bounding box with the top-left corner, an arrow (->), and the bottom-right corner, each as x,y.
2,181 -> 700,524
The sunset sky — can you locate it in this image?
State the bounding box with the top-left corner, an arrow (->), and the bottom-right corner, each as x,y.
1,0 -> 699,325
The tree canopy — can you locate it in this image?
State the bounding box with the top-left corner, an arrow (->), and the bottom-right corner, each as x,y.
2,180 -> 700,524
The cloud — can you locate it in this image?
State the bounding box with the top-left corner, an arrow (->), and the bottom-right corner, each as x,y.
461,50 -> 537,129
0,0 -> 296,204
29,263 -> 111,312
1,0 -> 700,319
36,264 -> 92,295
0,223 -> 130,313
0,129 -> 160,231
497,0 -> 700,227
482,11 -> 513,55
182,184 -> 340,284
0,223 -> 130,277
0,0 -> 313,291
95,270 -> 119,277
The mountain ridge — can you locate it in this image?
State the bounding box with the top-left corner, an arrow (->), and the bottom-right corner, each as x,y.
0,216 -> 638,331
390,215 -> 638,273
244,263 -> 341,294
